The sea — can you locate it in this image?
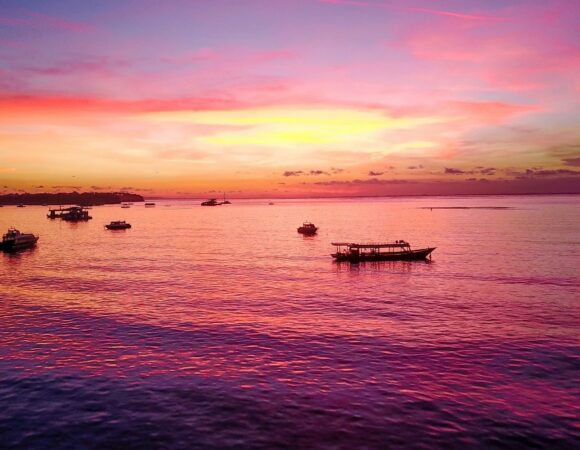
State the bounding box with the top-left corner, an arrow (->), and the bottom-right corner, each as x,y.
1,195 -> 579,449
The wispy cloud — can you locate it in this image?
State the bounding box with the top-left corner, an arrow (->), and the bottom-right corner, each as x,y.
318,0 -> 509,22
0,11 -> 95,32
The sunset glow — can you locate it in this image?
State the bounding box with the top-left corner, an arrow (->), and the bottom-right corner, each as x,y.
1,0 -> 579,197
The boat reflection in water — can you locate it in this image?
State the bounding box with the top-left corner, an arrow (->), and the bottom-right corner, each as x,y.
332,240 -> 435,263
334,260 -> 420,273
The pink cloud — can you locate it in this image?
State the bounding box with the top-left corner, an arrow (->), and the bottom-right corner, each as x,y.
388,5 -> 580,94
448,101 -> 541,124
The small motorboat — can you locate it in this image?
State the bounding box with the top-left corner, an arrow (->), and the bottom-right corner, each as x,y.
17,204 -> 25,208
331,240 -> 435,262
105,220 -> 131,230
1,228 -> 39,252
297,222 -> 318,235
144,202 -> 155,207
121,204 -> 130,208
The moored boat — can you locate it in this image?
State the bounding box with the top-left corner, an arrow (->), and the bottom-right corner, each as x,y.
219,192 -> 231,205
298,222 -> 318,235
145,202 -> 156,207
201,199 -> 219,206
47,206 -> 92,221
1,228 -> 39,252
332,240 -> 435,262
105,220 -> 131,230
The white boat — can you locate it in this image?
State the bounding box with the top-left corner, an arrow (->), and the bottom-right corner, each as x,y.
1,228 -> 39,252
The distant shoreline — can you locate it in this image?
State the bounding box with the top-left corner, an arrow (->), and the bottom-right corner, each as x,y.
0,192 -> 144,206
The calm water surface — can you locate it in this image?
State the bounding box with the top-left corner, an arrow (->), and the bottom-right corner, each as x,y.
1,195 -> 579,449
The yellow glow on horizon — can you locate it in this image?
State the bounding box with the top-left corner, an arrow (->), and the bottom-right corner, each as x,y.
143,107 -> 443,146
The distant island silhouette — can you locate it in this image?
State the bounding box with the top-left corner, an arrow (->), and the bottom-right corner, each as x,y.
0,192 -> 144,206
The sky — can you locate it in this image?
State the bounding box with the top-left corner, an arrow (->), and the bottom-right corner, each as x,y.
1,0 -> 579,198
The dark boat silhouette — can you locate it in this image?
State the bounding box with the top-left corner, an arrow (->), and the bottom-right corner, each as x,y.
332,240 -> 435,262
219,192 -> 231,205
1,228 -> 39,252
47,206 -> 92,221
201,199 -> 219,206
105,220 -> 131,230
297,222 -> 318,235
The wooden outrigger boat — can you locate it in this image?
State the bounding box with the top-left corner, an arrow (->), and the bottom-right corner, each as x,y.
331,240 -> 435,262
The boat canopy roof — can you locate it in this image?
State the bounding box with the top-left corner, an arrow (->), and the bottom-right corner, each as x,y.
332,242 -> 410,249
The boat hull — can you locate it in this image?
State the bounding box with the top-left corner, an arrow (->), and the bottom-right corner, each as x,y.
105,225 -> 131,230
1,237 -> 39,252
332,247 -> 435,262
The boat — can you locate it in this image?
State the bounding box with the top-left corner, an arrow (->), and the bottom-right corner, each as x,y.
105,220 -> 131,230
1,228 -> 39,252
121,204 -> 130,208
331,240 -> 435,262
219,192 -> 231,205
17,204 -> 25,208
145,202 -> 156,207
47,206 -> 92,221
201,199 -> 219,206
297,222 -> 318,235
61,206 -> 92,221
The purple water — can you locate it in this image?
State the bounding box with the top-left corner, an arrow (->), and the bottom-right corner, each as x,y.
1,195 -> 579,448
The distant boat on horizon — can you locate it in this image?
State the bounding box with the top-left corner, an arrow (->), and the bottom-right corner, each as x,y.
220,192 -> 231,205
145,202 -> 156,207
201,199 -> 220,206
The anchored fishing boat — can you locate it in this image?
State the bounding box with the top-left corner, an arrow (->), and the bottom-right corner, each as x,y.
297,222 -> 318,235
331,240 -> 435,262
105,220 -> 131,230
1,228 -> 39,252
